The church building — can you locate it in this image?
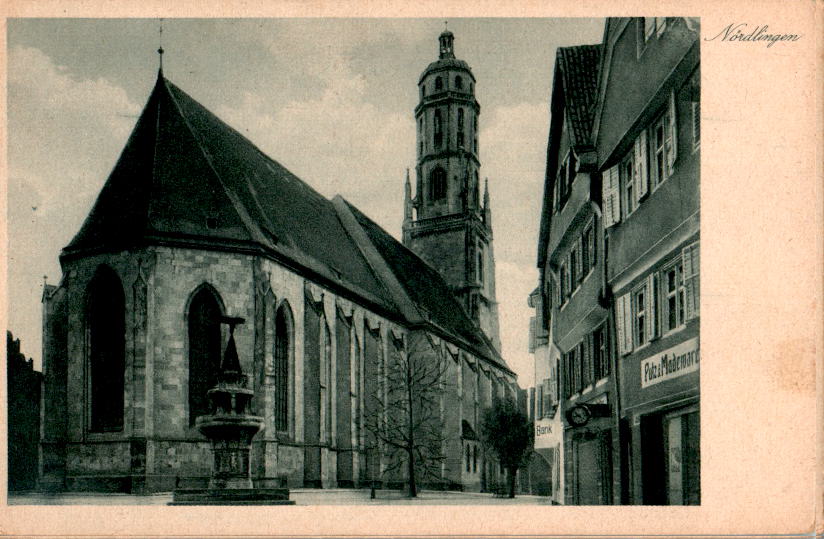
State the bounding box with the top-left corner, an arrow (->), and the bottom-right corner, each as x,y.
39,30 -> 517,494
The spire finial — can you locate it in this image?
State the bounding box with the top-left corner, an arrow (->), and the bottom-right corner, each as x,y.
444,20 -> 448,31
157,18 -> 165,74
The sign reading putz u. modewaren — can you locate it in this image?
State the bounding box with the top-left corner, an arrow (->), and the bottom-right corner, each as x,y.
640,338 -> 699,388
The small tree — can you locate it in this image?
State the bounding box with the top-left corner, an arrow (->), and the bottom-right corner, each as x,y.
480,398 -> 533,498
364,330 -> 450,497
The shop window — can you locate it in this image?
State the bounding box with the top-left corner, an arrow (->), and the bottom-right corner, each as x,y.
473,445 -> 478,473
87,265 -> 125,433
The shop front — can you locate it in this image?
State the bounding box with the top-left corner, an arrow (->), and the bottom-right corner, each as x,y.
620,335 -> 700,505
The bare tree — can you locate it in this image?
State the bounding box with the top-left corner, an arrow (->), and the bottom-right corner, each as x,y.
364,330 -> 451,497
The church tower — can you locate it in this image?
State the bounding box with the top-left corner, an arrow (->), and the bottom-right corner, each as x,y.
403,29 -> 501,352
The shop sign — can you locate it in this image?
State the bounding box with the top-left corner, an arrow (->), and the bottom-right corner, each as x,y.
640,338 -> 699,388
534,419 -> 555,448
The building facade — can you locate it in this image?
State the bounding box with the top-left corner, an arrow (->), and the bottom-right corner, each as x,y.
595,17 -> 700,505
530,17 -> 699,505
535,44 -> 620,505
39,31 -> 517,494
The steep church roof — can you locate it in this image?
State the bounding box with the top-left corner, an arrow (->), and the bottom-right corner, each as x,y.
65,72 -> 507,371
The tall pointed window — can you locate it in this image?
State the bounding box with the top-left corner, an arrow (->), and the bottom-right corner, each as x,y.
188,286 -> 223,427
429,167 -> 447,201
87,265 -> 125,432
434,110 -> 443,148
476,242 -> 485,285
274,303 -> 292,433
319,320 -> 332,443
457,108 -> 465,148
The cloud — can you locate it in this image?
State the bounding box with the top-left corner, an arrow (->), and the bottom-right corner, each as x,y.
7,45 -> 140,367
215,39 -> 415,237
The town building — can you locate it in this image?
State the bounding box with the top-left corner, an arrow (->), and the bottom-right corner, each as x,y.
529,17 -> 700,505
7,331 -> 42,492
533,43 -> 619,505
595,17 -> 700,505
39,30 -> 517,494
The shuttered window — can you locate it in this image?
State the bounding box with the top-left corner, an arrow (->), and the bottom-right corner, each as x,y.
633,285 -> 647,347
635,130 -> 649,201
602,165 -> 621,227
615,293 -> 633,355
683,242 -> 700,320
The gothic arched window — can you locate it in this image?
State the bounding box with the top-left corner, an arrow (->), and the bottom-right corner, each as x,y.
188,285 -> 223,427
455,75 -> 463,90
87,265 -> 125,433
429,167 -> 447,201
474,171 -> 480,207
435,76 -> 443,90
274,303 -> 293,433
434,110 -> 443,148
457,108 -> 465,147
319,320 -> 332,443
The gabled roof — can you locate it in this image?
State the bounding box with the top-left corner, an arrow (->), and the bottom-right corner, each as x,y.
65,72 -> 508,371
555,44 -> 601,147
537,44 -> 601,268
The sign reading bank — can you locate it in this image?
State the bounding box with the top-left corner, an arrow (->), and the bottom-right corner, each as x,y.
640,338 -> 699,388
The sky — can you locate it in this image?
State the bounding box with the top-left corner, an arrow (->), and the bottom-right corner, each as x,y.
7,18 -> 605,387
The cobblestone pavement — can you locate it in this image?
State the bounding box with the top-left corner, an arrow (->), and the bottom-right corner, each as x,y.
9,489 -> 554,505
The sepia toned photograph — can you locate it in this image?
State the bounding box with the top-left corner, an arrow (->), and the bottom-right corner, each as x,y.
5,16 -> 704,508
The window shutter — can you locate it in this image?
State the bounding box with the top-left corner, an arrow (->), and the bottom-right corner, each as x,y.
683,242 -> 700,320
624,293 -> 634,353
637,129 -> 649,198
646,273 -> 657,341
656,17 -> 667,36
616,293 -> 632,355
667,90 -> 678,172
602,165 -> 621,227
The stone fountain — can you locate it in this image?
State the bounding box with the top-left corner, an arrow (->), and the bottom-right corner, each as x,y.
170,316 -> 294,505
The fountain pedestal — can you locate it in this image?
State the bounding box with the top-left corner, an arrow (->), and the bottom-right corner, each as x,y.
170,317 -> 294,505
